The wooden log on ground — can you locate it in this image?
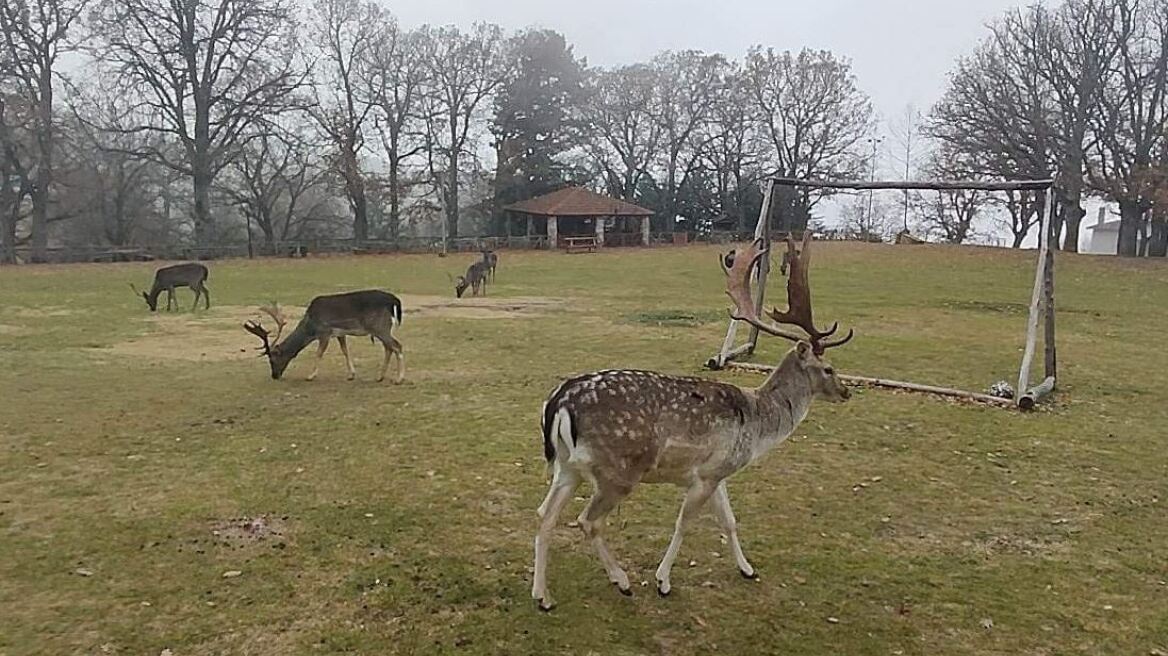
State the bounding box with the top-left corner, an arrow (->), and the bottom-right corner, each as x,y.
1018,376 -> 1056,411
724,362 -> 1016,407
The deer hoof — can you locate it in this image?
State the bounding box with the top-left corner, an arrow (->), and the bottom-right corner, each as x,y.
536,598 -> 555,612
740,568 -> 759,580
656,581 -> 671,597
615,583 -> 633,597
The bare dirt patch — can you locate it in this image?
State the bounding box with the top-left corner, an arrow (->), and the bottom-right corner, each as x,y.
96,304 -> 282,362
211,515 -> 291,549
0,323 -> 29,335
399,294 -> 562,320
10,306 -> 75,318
95,296 -> 562,363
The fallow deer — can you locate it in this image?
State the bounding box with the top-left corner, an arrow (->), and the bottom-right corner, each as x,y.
531,232 -> 853,611
454,260 -> 489,298
242,290 -> 405,383
481,250 -> 498,281
131,263 -> 210,311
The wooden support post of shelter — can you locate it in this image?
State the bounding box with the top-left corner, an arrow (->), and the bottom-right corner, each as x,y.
708,176 -> 1059,411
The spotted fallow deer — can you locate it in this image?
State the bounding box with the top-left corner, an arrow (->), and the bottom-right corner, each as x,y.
242,290 -> 405,383
531,232 -> 854,611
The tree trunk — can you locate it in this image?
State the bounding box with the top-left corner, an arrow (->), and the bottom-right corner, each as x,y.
1116,199 -> 1143,257
28,69 -> 54,263
1061,203 -> 1084,253
28,181 -> 48,262
351,184 -> 368,242
0,195 -> 15,264
192,165 -> 213,247
388,157 -> 400,241
446,150 -> 459,239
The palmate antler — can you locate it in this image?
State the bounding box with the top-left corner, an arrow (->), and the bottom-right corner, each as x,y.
243,302 -> 287,354
721,233 -> 853,355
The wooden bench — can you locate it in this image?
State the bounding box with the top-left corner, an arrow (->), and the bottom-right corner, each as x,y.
562,236 -> 598,254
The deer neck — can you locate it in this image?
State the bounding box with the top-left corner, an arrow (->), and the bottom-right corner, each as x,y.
747,352 -> 814,458
274,318 -> 315,359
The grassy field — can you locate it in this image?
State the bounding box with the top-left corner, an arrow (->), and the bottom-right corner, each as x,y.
1,243 -> 1166,655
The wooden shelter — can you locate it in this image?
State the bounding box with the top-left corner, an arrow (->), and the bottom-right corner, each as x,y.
504,187 -> 654,249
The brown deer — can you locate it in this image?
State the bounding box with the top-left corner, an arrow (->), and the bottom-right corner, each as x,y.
131,263 -> 210,311
242,290 -> 405,383
454,260 -> 489,298
481,250 -> 498,280
531,232 -> 853,611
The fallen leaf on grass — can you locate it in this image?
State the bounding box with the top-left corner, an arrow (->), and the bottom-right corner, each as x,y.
222,570 -> 242,578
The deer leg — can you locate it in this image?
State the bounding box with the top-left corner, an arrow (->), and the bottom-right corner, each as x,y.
201,284 -> 210,309
532,469 -> 579,612
578,479 -> 634,596
337,335 -> 356,380
190,287 -> 200,311
305,337 -> 329,381
376,334 -> 404,383
166,288 -> 175,311
655,478 -> 717,596
711,481 -> 757,579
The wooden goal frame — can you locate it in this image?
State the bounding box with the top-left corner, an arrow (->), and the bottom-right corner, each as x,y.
706,176 -> 1058,410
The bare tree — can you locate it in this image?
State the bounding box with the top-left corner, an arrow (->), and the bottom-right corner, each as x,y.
579,65 -> 662,202
221,125 -> 329,252
1089,0 -> 1168,256
927,10 -> 1055,248
0,81 -> 34,262
1042,0 -> 1123,251
87,0 -> 306,246
307,0 -> 386,242
840,193 -> 895,242
63,81 -> 169,246
700,64 -> 763,233
649,50 -> 725,231
914,149 -> 988,244
364,18 -> 426,241
743,47 -> 873,229
887,104 -> 923,233
417,22 -> 507,240
0,0 -> 87,261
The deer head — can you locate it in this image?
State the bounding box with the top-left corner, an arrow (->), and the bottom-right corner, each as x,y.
243,303 -> 291,379
130,282 -> 155,311
722,233 -> 853,401
454,275 -> 470,298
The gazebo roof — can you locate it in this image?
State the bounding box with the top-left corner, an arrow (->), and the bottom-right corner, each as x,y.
503,187 -> 654,217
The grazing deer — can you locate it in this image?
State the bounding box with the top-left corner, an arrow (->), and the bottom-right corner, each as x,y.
481,250 -> 498,281
131,263 -> 210,311
242,290 -> 405,383
454,260 -> 489,298
531,232 -> 853,611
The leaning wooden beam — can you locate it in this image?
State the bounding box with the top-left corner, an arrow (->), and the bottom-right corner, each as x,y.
711,179 -> 775,369
769,177 -> 1054,192
724,362 -> 1016,407
1018,376 -> 1056,411
1016,190 -> 1055,400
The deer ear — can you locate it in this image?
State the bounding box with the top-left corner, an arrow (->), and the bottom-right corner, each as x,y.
795,341 -> 813,359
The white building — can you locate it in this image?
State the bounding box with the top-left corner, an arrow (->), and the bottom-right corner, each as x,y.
1083,205 -> 1120,254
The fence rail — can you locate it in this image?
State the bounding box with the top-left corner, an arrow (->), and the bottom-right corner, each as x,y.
5,230 -> 849,265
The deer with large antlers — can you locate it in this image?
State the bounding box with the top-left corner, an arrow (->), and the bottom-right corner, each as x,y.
242,290 -> 405,383
531,232 -> 853,611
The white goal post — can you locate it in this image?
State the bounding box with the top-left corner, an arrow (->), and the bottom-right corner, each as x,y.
706,176 -> 1058,411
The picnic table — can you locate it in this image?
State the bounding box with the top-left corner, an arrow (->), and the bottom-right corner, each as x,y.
562,236 -> 598,254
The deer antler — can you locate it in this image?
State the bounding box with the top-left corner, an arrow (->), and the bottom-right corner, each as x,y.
721,233 -> 854,355
243,320 -> 272,355
257,302 -> 287,344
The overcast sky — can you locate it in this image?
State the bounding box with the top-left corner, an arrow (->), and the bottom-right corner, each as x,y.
393,0 -> 1029,137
